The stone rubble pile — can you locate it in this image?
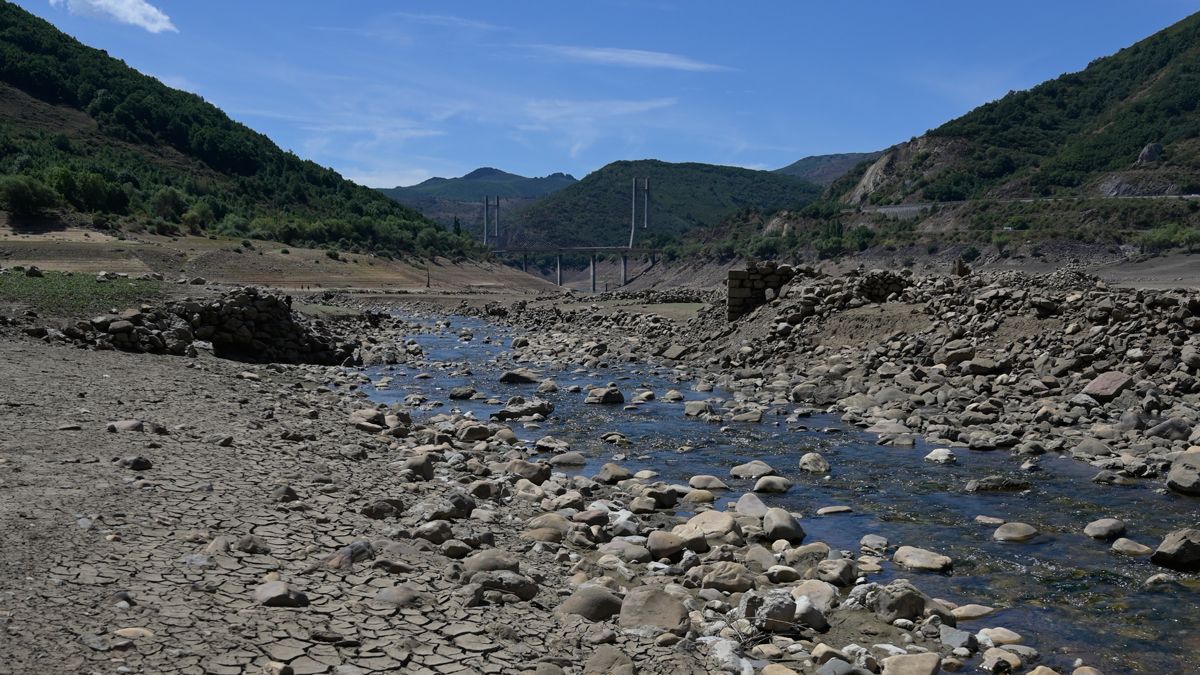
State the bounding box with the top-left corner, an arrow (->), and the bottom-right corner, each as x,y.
23,287 -> 358,365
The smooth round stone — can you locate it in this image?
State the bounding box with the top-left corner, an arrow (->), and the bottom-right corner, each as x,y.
893,545 -> 953,571
993,522 -> 1038,542
924,448 -> 957,464
753,475 -> 792,493
816,505 -> 852,515
1111,537 -> 1154,556
951,603 -> 996,621
975,515 -> 1005,526
980,626 -> 1023,645
682,489 -> 715,503
1084,518 -> 1126,540
688,475 -> 728,490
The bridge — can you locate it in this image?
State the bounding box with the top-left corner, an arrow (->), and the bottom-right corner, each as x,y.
490,246 -> 662,291
479,178 -> 660,291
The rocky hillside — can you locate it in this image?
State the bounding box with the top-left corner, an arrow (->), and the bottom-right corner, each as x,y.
839,11 -> 1200,205
0,2 -> 475,258
774,152 -> 882,186
506,159 -> 821,248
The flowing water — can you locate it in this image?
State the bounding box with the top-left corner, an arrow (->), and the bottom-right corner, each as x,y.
364,315 -> 1198,674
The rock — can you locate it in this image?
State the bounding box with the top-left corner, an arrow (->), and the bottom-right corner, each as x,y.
1081,372 -> 1132,402
1150,528 -> 1200,571
924,448 -> 957,464
647,531 -> 685,559
675,510 -> 743,545
1111,538 -> 1154,556
548,451 -> 586,466
500,369 -> 538,384
753,475 -> 792,493
583,645 -> 635,675
1147,417 -> 1192,441
738,590 -> 797,632
1083,518 -> 1126,540
617,586 -> 689,635
790,579 -> 839,613
254,581 -> 309,607
683,400 -> 714,417
463,549 -> 521,576
763,507 -> 805,543
730,459 -> 775,478
993,522 -> 1038,542
951,604 -> 995,621
470,570 -> 538,601
718,481 -> 765,511
688,474 -> 728,490
115,456 -> 152,471
595,462 -> 632,484
1166,449 -> 1200,495
881,652 -> 941,675
979,627 -> 1022,645
799,451 -> 830,473
585,386 -> 625,404
980,647 -> 1021,673
965,475 -> 1030,493
448,386 -> 476,400
701,561 -> 756,592
874,580 -> 928,622
816,559 -> 858,587
556,585 -> 622,621
893,546 -> 953,571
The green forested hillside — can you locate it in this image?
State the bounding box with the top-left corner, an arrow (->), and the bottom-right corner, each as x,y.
506,159 -> 820,247
380,167 -> 576,202
839,11 -> 1200,205
0,2 -> 476,257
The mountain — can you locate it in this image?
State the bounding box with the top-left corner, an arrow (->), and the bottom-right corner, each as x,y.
0,2 -> 475,258
774,152 -> 882,186
839,11 -> 1200,205
505,159 -> 821,248
378,168 -> 577,232
381,167 -> 577,202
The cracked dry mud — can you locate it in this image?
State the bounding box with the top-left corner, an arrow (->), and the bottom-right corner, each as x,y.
0,340 -> 706,675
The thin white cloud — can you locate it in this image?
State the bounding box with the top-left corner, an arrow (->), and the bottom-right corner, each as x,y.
525,97 -> 678,122
392,12 -> 500,32
49,0 -> 177,34
534,45 -> 729,72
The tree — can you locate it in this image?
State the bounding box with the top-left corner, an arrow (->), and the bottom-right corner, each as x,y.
452,216 -> 462,236
0,174 -> 58,215
149,187 -> 187,221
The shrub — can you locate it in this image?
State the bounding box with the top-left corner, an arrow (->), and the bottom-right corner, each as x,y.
0,174 -> 58,214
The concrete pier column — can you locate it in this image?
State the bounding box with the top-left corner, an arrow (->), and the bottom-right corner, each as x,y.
620,255 -> 628,286
590,255 -> 596,293
556,254 -> 562,286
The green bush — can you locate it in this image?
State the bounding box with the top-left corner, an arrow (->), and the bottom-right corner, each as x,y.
0,174 -> 58,214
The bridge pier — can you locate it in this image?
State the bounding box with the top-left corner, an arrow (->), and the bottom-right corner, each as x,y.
620,254 -> 627,286
555,254 -> 562,286
589,254 -> 596,293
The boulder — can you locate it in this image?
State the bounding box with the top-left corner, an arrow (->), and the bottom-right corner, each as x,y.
499,369 -> 538,384
893,546 -> 952,572
763,507 -> 805,543
799,452 -> 830,473
1083,518 -> 1126,540
254,581 -> 309,607
556,585 -> 622,621
1150,528 -> 1200,571
617,586 -> 689,635
881,652 -> 941,675
1081,372 -> 1132,402
1166,449 -> 1200,496
730,459 -> 775,478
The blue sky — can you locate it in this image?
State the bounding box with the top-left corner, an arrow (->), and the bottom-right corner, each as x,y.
16,1 -> 1200,187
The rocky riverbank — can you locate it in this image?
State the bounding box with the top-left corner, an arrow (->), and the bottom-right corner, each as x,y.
1,267 -> 1196,675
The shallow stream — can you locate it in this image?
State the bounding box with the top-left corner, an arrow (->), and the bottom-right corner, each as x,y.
365,315 -> 1197,674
